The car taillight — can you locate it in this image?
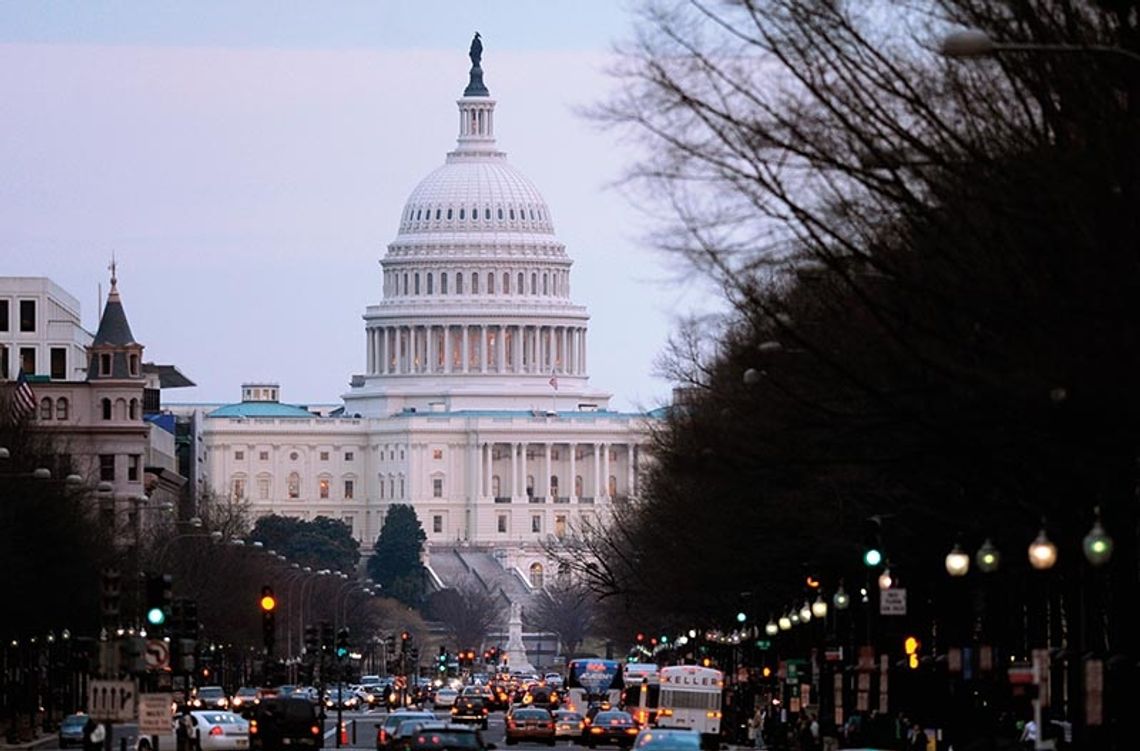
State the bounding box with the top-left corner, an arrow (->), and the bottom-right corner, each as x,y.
626,728 -> 639,735
590,728 -> 603,734
482,709 -> 488,714
378,729 -> 388,743
705,711 -> 721,719
507,721 -> 516,729
209,727 -> 224,736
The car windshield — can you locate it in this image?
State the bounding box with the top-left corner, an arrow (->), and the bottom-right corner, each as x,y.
408,730 -> 480,749
199,713 -> 241,725
514,710 -> 550,720
554,712 -> 582,722
236,688 -> 258,696
198,688 -> 224,698
386,714 -> 434,732
62,715 -> 88,727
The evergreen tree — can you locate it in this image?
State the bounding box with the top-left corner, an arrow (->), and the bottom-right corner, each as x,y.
367,504 -> 427,606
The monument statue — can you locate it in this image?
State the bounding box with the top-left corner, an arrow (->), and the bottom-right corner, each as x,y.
469,32 -> 483,68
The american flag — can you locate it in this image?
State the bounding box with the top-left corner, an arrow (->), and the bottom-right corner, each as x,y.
10,369 -> 36,420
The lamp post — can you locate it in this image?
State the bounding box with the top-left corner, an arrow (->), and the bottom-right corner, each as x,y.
941,29 -> 1140,66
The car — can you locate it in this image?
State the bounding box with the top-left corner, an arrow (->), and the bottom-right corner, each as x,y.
230,688 -> 262,713
522,686 -> 560,710
377,711 -> 437,750
544,673 -> 564,688
249,697 -> 323,751
193,687 -> 230,710
552,710 -> 585,740
504,707 -> 555,746
632,729 -> 700,751
187,711 -> 250,751
324,685 -> 360,710
358,683 -> 387,707
58,714 -> 89,747
400,723 -> 497,751
585,711 -> 639,748
449,696 -> 489,729
433,688 -> 459,708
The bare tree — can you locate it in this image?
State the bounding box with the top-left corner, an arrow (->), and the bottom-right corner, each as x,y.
425,578 -> 506,649
528,580 -> 598,657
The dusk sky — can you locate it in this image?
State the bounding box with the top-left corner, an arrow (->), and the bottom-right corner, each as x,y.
0,1 -> 709,412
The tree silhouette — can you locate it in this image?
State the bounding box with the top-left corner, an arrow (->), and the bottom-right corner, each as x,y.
368,504 -> 427,606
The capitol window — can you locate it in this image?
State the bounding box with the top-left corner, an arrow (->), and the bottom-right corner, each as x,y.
529,561 -> 544,587
319,478 -> 330,499
344,479 -> 354,499
435,209 -> 441,220
345,451 -> 354,461
484,207 -> 491,220
487,272 -> 494,294
497,514 -> 507,533
531,273 -> 537,294
543,273 -> 549,295
498,208 -> 504,219
232,477 -> 245,500
503,273 -> 510,293
433,478 -> 443,498
441,273 -> 448,294
414,273 -> 420,294
288,472 -> 300,498
258,478 -> 270,499
433,515 -> 443,534
433,449 -> 443,460
459,208 -> 465,220
234,451 -> 244,461
320,451 -> 328,461
447,208 -> 453,219
427,273 -> 434,294
509,208 -> 515,220
518,272 -> 524,294
259,451 -> 269,461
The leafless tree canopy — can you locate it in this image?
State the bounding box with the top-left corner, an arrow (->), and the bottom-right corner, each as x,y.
528,580 -> 599,657
426,578 -> 506,649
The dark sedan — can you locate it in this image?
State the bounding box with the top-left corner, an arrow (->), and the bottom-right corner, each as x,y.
586,711 -> 639,748
504,708 -> 555,747
449,697 -> 489,729
58,714 -> 89,748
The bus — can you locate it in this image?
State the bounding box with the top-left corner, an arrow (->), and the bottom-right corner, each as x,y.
565,659 -> 624,712
655,666 -> 724,746
619,664 -> 660,727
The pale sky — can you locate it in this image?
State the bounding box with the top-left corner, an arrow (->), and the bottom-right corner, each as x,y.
0,1 -> 701,412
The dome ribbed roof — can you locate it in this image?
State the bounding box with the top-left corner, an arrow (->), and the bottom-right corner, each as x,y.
397,155 -> 555,236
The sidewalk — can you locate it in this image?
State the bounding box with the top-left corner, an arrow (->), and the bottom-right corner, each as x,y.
0,734 -> 56,750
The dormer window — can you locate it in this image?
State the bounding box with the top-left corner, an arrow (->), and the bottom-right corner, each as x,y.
100,353 -> 111,376
129,354 -> 139,376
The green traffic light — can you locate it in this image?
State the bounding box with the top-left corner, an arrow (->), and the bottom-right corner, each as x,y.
336,647 -> 348,658
863,548 -> 883,567
146,607 -> 166,626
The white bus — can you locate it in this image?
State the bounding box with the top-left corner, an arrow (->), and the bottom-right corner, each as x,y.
655,666 -> 724,746
620,664 -> 660,726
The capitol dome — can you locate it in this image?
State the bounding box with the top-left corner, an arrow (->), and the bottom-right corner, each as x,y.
344,37 -> 611,417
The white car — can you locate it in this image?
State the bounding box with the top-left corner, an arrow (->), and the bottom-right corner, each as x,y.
188,711 -> 249,751
544,673 -> 564,687
434,688 -> 459,708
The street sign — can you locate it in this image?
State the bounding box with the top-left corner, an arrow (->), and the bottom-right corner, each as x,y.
89,679 -> 136,722
145,640 -> 170,671
880,588 -> 907,615
755,640 -> 771,651
138,694 -> 173,736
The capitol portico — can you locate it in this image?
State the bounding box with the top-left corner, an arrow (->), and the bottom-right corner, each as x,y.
201,38 -> 652,595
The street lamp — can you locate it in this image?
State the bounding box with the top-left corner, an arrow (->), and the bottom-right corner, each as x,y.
1082,508 -> 1113,566
1028,529 -> 1058,570
765,618 -> 779,636
877,568 -> 893,590
975,538 -> 1001,573
941,28 -> 1140,66
811,595 -> 828,619
735,611 -> 747,624
832,586 -> 850,610
798,602 -> 812,623
945,544 -> 970,577
778,613 -> 792,631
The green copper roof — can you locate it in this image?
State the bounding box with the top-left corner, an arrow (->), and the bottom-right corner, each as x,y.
207,402 -> 315,418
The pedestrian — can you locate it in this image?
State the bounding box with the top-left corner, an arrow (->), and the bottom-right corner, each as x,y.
1020,717 -> 1038,750
83,718 -> 105,751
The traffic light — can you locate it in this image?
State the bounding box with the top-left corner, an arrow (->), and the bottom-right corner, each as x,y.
336,627 -> 350,659
386,633 -> 396,654
304,624 -> 319,653
144,573 -> 173,628
120,636 -> 146,673
410,646 -> 420,665
182,598 -> 199,640
260,585 -> 276,652
635,632 -> 645,644
320,621 -> 334,654
862,517 -> 884,567
100,568 -> 121,622
438,646 -> 448,673
904,635 -> 921,669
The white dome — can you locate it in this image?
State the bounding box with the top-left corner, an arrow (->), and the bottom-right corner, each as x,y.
397,155 -> 555,236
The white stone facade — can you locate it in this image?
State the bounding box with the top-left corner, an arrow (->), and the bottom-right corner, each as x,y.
202,54 -> 651,574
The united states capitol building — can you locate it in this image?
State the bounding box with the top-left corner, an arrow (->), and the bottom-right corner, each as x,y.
200,41 -> 654,598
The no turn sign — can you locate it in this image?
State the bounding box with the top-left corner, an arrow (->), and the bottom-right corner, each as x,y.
145,639 -> 170,670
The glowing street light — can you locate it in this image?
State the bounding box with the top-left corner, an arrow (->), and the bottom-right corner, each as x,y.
1028,529 -> 1058,570
975,539 -> 1001,573
945,544 -> 970,577
810,596 -> 828,619
878,568 -> 893,590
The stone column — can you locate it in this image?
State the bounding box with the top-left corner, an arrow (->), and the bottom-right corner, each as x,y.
444,324 -> 452,374
474,440 -> 482,501
462,325 -> 470,373
518,442 -> 526,495
510,440 -> 517,498
497,325 -> 506,372
627,444 -> 635,498
593,443 -> 601,498
544,443 -> 552,498
485,443 -> 493,497
569,443 -> 577,500
602,443 -> 611,498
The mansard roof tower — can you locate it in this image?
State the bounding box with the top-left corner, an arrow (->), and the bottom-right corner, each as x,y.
87,262 -> 144,384
344,35 -> 610,416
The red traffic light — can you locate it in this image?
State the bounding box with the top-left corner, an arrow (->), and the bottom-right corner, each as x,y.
401,630 -> 411,641
635,632 -> 645,643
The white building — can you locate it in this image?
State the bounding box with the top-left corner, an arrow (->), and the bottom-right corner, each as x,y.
202,44 -> 652,592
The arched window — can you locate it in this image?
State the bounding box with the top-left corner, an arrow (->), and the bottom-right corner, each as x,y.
498,207 -> 504,220
403,273 -> 409,295
529,562 -> 544,588
485,207 -> 491,220
39,397 -> 52,421
491,475 -> 501,496
379,476 -> 386,499
456,273 -> 463,294
447,208 -> 453,220
471,273 -> 479,294
487,272 -> 494,294
526,475 -> 535,498
459,208 -> 465,220
435,208 -> 441,220
427,273 -> 434,294
288,472 -> 301,499
518,273 -> 524,294
129,398 -> 139,420
550,475 -> 559,497
543,273 -> 549,295
56,397 -> 68,421
101,398 -> 112,420
574,475 -> 583,497
115,398 -> 127,420
129,353 -> 139,376
503,273 -> 510,294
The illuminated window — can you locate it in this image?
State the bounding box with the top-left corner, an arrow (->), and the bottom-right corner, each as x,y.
288,472 -> 300,499
529,562 -> 544,587
319,478 -> 330,499
344,479 -> 354,499
232,477 -> 246,500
